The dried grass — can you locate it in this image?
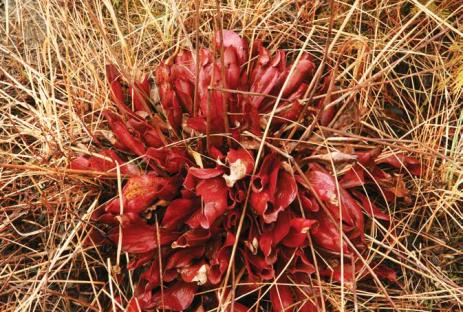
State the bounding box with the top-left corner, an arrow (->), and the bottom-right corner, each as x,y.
1,0 -> 462,311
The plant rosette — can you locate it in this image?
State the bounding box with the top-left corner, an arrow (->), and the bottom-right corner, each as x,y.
72,30 -> 421,311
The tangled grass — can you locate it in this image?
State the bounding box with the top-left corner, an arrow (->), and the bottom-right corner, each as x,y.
1,0 -> 462,311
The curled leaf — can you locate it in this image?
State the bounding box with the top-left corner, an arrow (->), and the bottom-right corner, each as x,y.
180,262 -> 208,285
214,30 -> 248,64
208,232 -> 235,284
270,283 -> 293,312
195,177 -> 228,228
103,111 -> 146,156
311,211 -> 348,254
172,229 -> 211,248
352,190 -> 390,221
223,148 -> 254,187
70,149 -> 140,175
152,281 -> 197,311
251,155 -> 297,223
162,198 -> 198,229
166,246 -> 205,270
106,174 -> 177,214
377,153 -> 422,176
109,217 -> 179,253
282,218 -> 317,248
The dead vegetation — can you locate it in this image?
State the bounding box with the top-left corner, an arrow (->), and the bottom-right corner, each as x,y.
0,0 -> 462,311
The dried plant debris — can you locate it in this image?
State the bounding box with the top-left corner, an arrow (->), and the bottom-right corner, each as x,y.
1,1 -> 462,311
